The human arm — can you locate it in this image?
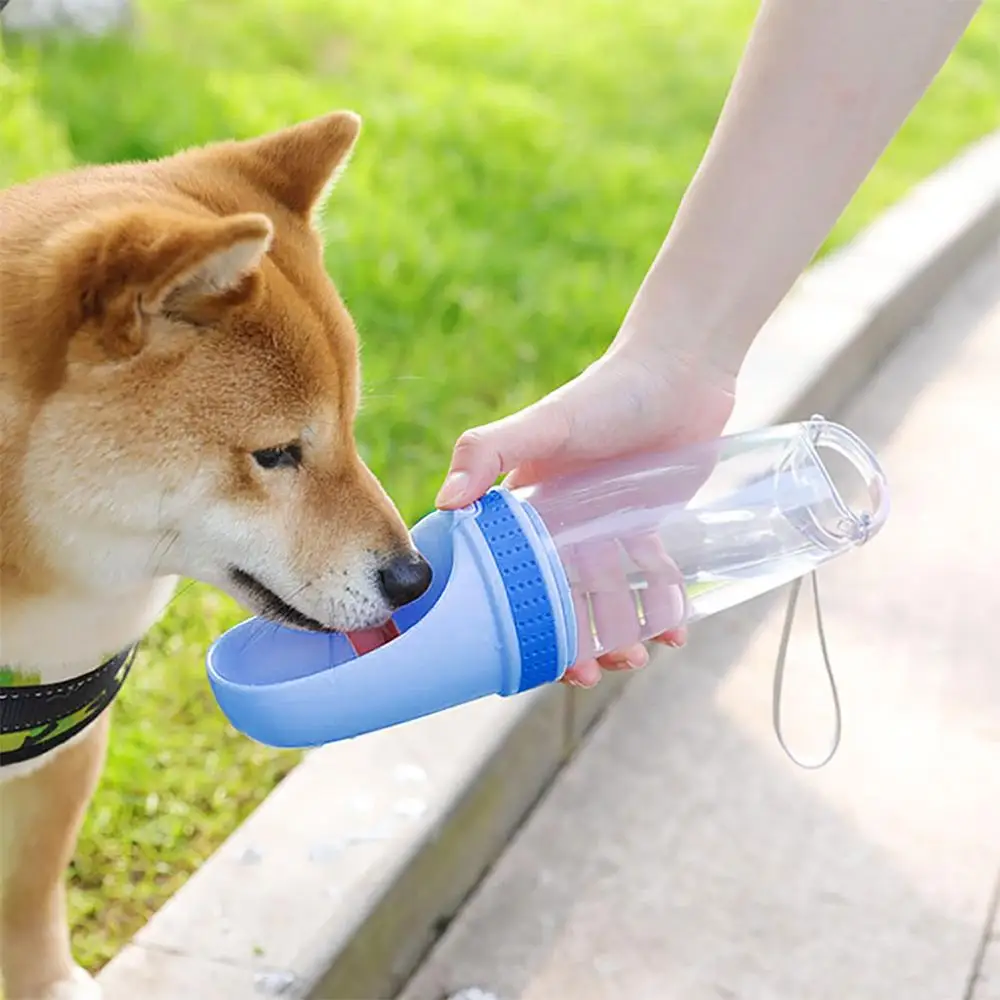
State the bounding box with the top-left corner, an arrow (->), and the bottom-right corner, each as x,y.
436,0 -> 984,685
613,0 -> 985,376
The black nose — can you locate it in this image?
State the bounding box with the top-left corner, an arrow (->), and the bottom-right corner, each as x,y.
378,551 -> 432,609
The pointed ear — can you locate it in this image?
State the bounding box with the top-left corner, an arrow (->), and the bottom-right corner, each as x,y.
142,213 -> 274,314
55,207 -> 274,358
210,111 -> 362,217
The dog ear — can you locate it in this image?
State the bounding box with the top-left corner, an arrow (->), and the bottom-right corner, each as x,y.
201,111 -> 362,218
139,212 -> 274,314
57,207 -> 274,359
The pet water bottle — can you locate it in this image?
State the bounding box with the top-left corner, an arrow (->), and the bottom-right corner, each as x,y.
206,416 -> 889,750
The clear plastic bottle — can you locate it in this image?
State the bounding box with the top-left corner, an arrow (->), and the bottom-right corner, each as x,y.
512,415 -> 890,661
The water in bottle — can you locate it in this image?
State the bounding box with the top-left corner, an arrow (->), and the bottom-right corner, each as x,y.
513,416 -> 888,662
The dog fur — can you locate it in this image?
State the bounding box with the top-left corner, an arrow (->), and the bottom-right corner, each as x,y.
0,112 -> 429,999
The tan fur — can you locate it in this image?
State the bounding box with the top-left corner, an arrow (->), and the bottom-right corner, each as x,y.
1,717 -> 110,1000
0,112 -> 425,998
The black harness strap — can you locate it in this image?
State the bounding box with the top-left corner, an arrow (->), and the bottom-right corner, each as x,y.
0,645 -> 137,767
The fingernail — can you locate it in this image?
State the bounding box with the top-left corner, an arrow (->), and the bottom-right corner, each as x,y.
601,658 -> 629,671
626,649 -> 649,669
435,471 -> 469,508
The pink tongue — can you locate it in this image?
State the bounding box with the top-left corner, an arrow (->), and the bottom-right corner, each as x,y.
346,619 -> 401,655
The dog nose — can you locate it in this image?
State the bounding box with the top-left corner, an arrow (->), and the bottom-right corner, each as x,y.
378,551 -> 432,609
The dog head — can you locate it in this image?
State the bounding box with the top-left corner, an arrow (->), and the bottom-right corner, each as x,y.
5,112 -> 431,632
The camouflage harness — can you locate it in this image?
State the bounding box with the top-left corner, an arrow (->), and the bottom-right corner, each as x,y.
0,646 -> 136,767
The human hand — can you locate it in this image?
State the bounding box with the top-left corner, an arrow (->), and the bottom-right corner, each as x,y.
435,341 -> 736,687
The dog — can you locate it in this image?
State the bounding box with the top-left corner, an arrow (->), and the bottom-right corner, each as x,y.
0,111 -> 433,999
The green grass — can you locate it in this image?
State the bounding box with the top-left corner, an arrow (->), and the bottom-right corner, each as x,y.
2,0 -> 998,973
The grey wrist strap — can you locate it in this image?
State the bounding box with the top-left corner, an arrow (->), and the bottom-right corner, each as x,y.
772,571 -> 842,770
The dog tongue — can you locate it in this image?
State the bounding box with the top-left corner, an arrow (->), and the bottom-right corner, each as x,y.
346,619 -> 401,655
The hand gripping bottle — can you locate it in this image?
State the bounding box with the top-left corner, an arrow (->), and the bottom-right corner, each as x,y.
206,416 -> 889,750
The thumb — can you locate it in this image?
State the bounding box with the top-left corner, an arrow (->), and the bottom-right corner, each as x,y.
436,398 -> 571,509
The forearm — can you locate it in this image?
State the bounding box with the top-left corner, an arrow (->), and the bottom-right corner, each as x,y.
617,0 -> 983,375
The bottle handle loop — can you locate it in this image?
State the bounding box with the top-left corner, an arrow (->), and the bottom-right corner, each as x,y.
771,570 -> 842,770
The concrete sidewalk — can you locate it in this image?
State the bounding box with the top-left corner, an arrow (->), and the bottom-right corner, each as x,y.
402,241 -> 1000,1000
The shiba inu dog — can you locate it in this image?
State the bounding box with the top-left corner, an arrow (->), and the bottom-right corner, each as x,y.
0,111 -> 432,999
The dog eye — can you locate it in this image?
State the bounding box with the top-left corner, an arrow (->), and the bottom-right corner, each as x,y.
252,442 -> 302,470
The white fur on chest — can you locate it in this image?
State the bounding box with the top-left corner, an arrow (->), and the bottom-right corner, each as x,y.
1,577 -> 178,682
1,578 -> 177,781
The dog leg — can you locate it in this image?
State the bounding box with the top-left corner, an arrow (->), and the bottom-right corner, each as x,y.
1,712 -> 110,1000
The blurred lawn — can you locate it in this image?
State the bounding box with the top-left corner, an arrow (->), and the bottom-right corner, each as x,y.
2,0 -> 998,972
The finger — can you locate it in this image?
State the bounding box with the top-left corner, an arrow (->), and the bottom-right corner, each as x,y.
570,567 -> 599,662
566,550 -> 649,669
436,400 -> 571,509
620,533 -> 687,638
652,625 -> 688,647
574,537 -> 640,654
562,658 -> 603,688
597,642 -> 649,671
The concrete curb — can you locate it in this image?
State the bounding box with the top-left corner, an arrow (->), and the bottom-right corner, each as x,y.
97,130 -> 1000,1000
